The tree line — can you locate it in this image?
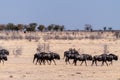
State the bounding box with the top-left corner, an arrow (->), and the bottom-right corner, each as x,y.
0,23 -> 114,32
0,23 -> 65,32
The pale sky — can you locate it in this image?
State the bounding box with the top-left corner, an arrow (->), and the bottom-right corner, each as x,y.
0,0 -> 120,30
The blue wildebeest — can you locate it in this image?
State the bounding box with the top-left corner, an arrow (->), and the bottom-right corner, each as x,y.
0,49 -> 9,64
64,48 -> 79,64
91,53 -> 118,66
33,52 -> 60,65
73,54 -> 92,66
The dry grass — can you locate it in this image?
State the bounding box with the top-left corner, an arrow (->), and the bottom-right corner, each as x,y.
0,31 -> 120,80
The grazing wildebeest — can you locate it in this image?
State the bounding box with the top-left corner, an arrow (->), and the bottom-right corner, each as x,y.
0,54 -> 8,64
33,52 -> 60,65
73,54 -> 92,66
91,53 -> 118,66
64,48 -> 79,64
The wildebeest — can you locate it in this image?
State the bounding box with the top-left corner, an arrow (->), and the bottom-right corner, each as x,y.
43,52 -> 60,65
106,53 -> 118,65
64,48 -> 79,64
33,52 -> 45,65
0,49 -> 9,64
33,52 -> 60,65
73,54 -> 92,66
91,53 -> 118,66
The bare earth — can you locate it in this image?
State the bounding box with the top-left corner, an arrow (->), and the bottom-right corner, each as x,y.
0,39 -> 120,80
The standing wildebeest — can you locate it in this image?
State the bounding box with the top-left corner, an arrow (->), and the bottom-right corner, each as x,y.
0,49 -> 9,64
33,52 -> 60,65
73,54 -> 92,66
91,53 -> 118,66
64,48 -> 79,64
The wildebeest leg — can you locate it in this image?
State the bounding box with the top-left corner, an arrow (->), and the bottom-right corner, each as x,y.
95,61 -> 97,66
101,61 -> 108,66
91,60 -> 97,66
43,60 -> 46,65
52,59 -> 56,65
101,61 -> 104,66
109,61 -> 113,65
105,61 -> 108,66
49,60 -> 52,65
39,59 -> 42,65
73,59 -> 77,66
33,57 -> 36,63
36,58 -> 39,65
2,60 -> 4,64
46,60 -> 50,65
80,61 -> 84,66
91,60 -> 94,66
85,60 -> 87,66
68,58 -> 70,64
65,58 -> 69,64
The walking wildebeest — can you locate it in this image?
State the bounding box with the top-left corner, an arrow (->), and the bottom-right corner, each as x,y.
33,52 -> 46,65
91,53 -> 118,66
64,48 -> 79,64
106,53 -> 118,65
33,52 -> 60,65
73,54 -> 92,66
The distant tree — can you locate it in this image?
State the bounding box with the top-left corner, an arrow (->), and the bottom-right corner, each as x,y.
60,25 -> 65,31
6,23 -> 15,31
108,27 -> 112,31
37,24 -> 45,31
103,27 -> 107,31
84,24 -> 92,31
47,24 -> 54,31
53,25 -> 59,31
0,24 -> 6,30
17,24 -> 24,31
26,23 -> 37,31
114,32 -> 119,39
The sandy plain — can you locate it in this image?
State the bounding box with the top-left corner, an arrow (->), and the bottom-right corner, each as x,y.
0,39 -> 120,80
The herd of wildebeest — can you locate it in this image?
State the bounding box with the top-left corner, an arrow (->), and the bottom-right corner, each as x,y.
0,48 -> 119,66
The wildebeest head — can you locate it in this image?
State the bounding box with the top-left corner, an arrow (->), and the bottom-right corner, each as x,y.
109,54 -> 118,61
52,53 -> 60,60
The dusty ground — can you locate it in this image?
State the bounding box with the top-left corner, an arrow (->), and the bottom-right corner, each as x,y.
0,39 -> 120,80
